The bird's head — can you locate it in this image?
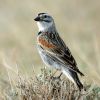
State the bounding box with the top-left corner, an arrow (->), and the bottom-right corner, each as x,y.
34,13 -> 55,32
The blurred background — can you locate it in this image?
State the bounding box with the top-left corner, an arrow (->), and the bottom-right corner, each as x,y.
0,0 -> 100,92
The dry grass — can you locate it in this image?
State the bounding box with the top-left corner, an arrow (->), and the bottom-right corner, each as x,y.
0,0 -> 100,83
1,67 -> 100,100
0,0 -> 100,99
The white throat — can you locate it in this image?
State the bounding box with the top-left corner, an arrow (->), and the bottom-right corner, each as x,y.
37,21 -> 55,32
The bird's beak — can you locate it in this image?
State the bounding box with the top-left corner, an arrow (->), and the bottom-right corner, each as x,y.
34,16 -> 40,21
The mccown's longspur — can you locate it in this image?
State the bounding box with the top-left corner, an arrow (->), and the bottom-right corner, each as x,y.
34,13 -> 84,91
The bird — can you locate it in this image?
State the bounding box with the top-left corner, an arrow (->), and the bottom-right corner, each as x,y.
34,13 -> 84,91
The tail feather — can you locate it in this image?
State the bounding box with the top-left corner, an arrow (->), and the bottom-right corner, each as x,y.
77,69 -> 84,76
76,79 -> 83,91
62,67 -> 84,91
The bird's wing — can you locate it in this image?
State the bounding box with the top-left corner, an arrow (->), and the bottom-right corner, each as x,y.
38,32 -> 84,76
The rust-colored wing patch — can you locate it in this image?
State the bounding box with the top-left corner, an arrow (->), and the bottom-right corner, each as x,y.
37,37 -> 56,49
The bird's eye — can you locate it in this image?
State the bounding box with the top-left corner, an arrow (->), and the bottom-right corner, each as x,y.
44,15 -> 47,18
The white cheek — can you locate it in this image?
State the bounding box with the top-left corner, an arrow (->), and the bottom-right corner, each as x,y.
37,22 -> 45,31
37,22 -> 53,31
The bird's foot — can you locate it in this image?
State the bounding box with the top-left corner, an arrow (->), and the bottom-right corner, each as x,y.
50,72 -> 63,80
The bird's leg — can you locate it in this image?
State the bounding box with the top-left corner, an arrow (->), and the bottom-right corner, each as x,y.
50,70 -> 58,79
51,72 -> 63,80
57,72 -> 63,79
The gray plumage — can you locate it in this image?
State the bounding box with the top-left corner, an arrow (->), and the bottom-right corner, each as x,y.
34,13 -> 84,91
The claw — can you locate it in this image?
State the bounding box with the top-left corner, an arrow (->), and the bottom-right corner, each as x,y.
58,72 -> 63,78
50,72 -> 63,80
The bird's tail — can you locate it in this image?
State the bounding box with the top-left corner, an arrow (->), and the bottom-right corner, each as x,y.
62,67 -> 83,91
75,78 -> 83,91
